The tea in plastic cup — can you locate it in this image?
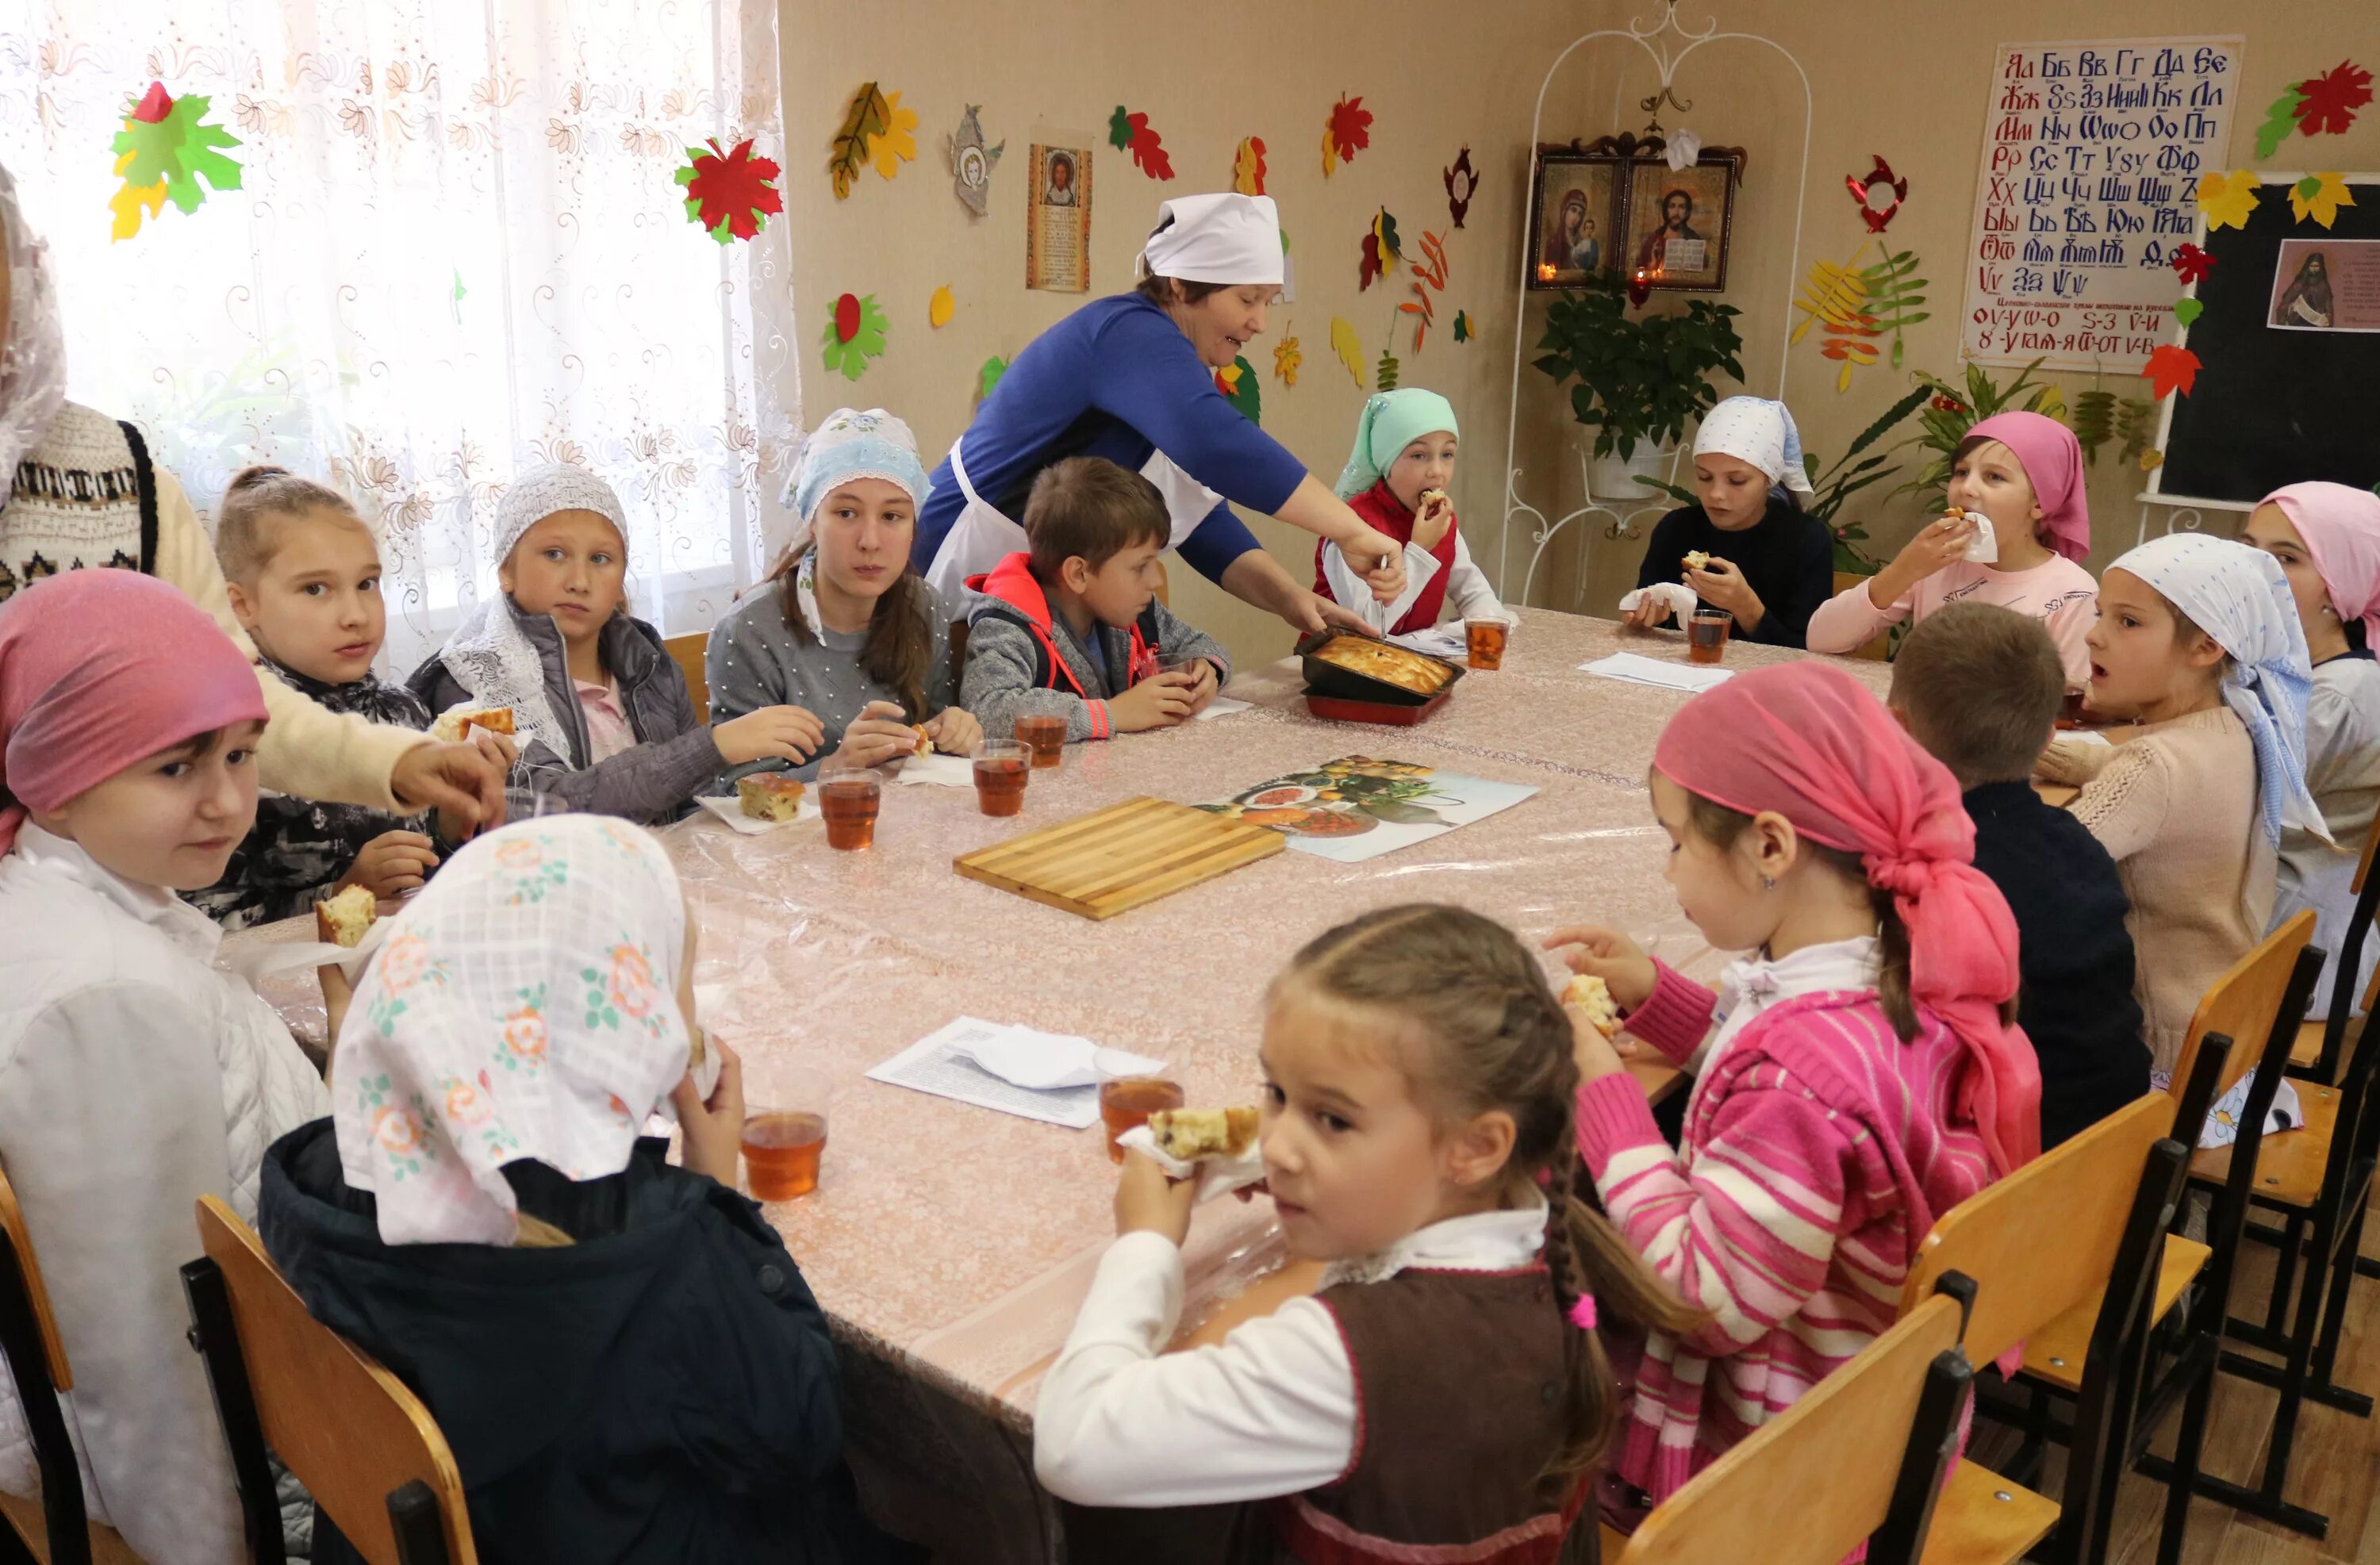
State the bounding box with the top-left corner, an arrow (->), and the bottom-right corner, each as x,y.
1096,1066 -> 1184,1165
743,1064 -> 831,1201
1687,608 -> 1733,666
1465,619 -> 1507,669
973,740 -> 1030,817
817,768 -> 881,850
2058,687 -> 2090,729
1012,712 -> 1067,769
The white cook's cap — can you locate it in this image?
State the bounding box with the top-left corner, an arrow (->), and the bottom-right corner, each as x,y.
1138,193 -> 1284,286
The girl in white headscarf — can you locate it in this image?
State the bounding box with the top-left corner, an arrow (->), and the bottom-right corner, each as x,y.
258,816 -> 889,1562
409,464 -> 820,823
1625,397 -> 1835,648
2040,533 -> 2323,1068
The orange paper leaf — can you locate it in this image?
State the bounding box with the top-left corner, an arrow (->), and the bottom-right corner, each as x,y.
2143,343 -> 2201,400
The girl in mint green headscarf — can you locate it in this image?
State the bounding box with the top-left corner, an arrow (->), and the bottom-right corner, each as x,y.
1315,389 -> 1510,638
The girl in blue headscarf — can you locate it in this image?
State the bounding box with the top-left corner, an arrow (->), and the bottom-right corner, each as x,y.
705,409 -> 985,786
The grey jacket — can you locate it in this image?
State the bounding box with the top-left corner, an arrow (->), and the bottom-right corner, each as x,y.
959,572 -> 1230,743
409,602 -> 720,825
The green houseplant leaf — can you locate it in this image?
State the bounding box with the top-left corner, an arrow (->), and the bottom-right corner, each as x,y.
1531,270 -> 1744,460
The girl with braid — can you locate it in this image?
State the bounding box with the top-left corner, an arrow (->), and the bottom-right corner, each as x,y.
1035,903 -> 1699,1563
1547,662 -> 2042,1524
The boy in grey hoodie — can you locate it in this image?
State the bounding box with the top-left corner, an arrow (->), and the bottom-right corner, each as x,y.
961,456 -> 1230,743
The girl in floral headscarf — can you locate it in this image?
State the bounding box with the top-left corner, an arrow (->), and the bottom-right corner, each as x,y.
258,816 -> 889,1563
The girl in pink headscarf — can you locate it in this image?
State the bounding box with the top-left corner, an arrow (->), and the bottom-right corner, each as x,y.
2246,481 -> 2380,1020
0,570 -> 328,1564
1545,661 -> 2039,1515
1806,411 -> 2101,683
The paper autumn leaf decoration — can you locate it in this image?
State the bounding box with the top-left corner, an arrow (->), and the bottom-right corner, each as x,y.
977,356 -> 1008,403
829,84 -> 889,199
109,82 -> 241,241
1232,136 -> 1267,197
820,292 -> 889,381
1374,350 -> 1399,391
2254,87 -> 2308,160
1273,332 -> 1301,385
2294,61 -> 2373,137
2174,297 -> 2204,328
1400,231 -> 1449,350
2143,343 -> 2200,401
2169,244 -> 2217,286
1322,94 -> 1372,177
1442,146 -> 1476,228
1360,208 -> 1401,290
1215,355 -> 1261,423
1452,310 -> 1472,343
2194,170 -> 2259,232
870,91 -> 919,179
1108,106 -> 1174,181
2290,172 -> 2355,228
676,138 -> 781,244
929,285 -> 956,327
1329,317 -> 1365,387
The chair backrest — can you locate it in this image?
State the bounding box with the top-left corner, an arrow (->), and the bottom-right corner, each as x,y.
187,1196 -> 477,1565
2309,819 -> 2380,1078
0,1166 -> 67,1394
0,1161 -> 95,1563
1900,1091 -> 2174,1365
2168,911 -> 2315,1128
1831,570 -> 1891,661
1618,1293 -> 1969,1565
662,631 -> 709,724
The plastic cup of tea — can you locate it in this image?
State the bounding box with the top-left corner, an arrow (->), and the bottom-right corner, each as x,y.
817,768 -> 881,850
742,1064 -> 831,1202
973,740 -> 1031,817
1012,712 -> 1067,769
2057,687 -> 2090,729
1096,1064 -> 1184,1165
1465,619 -> 1508,670
1687,608 -> 1733,666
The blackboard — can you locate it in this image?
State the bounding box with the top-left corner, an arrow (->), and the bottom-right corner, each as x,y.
2154,174 -> 2380,504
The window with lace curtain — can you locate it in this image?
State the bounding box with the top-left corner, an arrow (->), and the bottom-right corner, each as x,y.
0,0 -> 802,673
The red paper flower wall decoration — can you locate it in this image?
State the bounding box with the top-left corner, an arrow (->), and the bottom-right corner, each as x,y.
1322,94 -> 1372,177
2169,244 -> 2217,286
678,138 -> 782,243
2294,61 -> 2374,137
1845,155 -> 1906,233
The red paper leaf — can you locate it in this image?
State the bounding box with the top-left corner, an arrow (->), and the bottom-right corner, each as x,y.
1359,232 -> 1383,290
1130,118 -> 1173,180
2143,343 -> 2201,401
835,292 -> 861,344
1327,94 -> 1372,167
2294,61 -> 2374,137
132,81 -> 173,124
684,137 -> 784,240
2169,244 -> 2217,285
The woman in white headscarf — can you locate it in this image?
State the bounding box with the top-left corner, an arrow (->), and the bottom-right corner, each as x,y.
259,816 -> 892,1562
0,162 -> 507,834
1624,396 -> 1835,647
912,192 -> 1406,635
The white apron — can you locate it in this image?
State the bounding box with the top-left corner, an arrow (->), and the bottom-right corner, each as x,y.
925,436 -> 1228,600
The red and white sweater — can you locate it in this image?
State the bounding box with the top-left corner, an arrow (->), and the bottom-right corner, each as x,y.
1575,958 -> 2002,1502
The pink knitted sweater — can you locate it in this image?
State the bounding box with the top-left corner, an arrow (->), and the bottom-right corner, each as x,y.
1575,961 -> 2002,1502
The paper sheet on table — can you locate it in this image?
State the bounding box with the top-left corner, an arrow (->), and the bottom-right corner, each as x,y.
693,790 -> 822,834
1195,695 -> 1253,721
1386,623 -> 1468,660
895,752 -> 977,787
1580,651 -> 1734,693
1115,1122 -> 1265,1203
866,1017 -> 1163,1129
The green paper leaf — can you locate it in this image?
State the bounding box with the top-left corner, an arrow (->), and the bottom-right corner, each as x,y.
110,90 -> 243,221
2297,175 -> 2324,199
820,293 -> 889,380
1107,105 -> 1134,150
1220,354 -> 1261,423
2255,86 -> 2306,159
2174,296 -> 2204,328
977,355 -> 1008,401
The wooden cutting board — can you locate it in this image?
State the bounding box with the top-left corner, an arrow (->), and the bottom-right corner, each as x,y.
954,795 -> 1286,919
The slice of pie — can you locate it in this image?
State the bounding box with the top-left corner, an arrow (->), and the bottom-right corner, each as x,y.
1564,974 -> 1622,1040
735,773 -> 807,821
912,724 -> 935,758
1681,550 -> 1711,572
430,705 -> 516,743
316,884 -> 377,949
1146,1106 -> 1261,1162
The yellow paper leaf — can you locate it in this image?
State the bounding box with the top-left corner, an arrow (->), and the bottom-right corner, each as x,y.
1330,317 -> 1364,386
1320,123 -> 1338,178
2139,448 -> 2165,472
109,178 -> 167,241
1792,259 -> 1871,344
2289,171 -> 2355,228
2194,168 -> 2260,232
869,90 -> 919,180
928,284 -> 955,328
1836,361 -> 1854,393
1274,334 -> 1301,385
1232,136 -> 1265,197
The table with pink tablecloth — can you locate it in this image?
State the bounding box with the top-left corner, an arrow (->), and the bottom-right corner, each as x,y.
228,608 -> 1893,1560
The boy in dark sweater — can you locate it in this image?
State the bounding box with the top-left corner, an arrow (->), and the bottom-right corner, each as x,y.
1891,603 -> 2150,1148
962,456 -> 1230,744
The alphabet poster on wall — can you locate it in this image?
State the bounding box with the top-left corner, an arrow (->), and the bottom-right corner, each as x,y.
1960,36 -> 2244,372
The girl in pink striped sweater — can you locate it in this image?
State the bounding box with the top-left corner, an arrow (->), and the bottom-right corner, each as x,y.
1548,662 -> 2042,1517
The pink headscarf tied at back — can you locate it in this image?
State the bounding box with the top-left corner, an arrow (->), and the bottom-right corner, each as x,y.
1965,410 -> 2090,565
0,570 -> 265,853
1653,662 -> 2042,1175
2262,481 -> 2380,648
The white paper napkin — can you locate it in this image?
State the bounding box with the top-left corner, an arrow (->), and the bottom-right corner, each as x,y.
693,790 -> 821,834
1195,695 -> 1253,721
1618,582 -> 1699,620
1957,509 -> 1999,565
1580,651 -> 1734,693
217,915 -> 394,985
894,752 -> 977,788
944,1026 -> 1166,1091
1115,1122 -> 1268,1203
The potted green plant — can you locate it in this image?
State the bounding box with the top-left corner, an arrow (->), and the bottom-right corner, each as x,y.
1893,358 -> 2064,508
1533,270 -> 1742,498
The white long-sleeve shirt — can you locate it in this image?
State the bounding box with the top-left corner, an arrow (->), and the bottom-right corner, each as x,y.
1320,531 -> 1509,635
1033,1203 -> 1546,1508
0,827 -> 328,1565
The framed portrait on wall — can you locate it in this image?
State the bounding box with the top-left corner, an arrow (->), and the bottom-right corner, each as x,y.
1527,153 -> 1623,290
1621,152 -> 1741,293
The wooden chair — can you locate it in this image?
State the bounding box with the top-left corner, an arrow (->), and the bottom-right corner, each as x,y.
662,631 -> 709,724
2286,811 -> 2380,1080
1614,1293 -> 1973,1565
1831,570 -> 1891,662
0,1164 -> 143,1565
181,1197 -> 476,1565
1902,1093 -> 2194,1565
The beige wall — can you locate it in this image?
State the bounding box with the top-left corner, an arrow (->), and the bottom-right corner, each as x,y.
778,0 -> 2380,666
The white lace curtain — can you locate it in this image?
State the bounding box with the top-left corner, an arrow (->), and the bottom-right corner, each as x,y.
0,0 -> 801,673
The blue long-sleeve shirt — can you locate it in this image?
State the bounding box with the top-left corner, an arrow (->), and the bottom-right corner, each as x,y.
912,293 -> 1308,585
